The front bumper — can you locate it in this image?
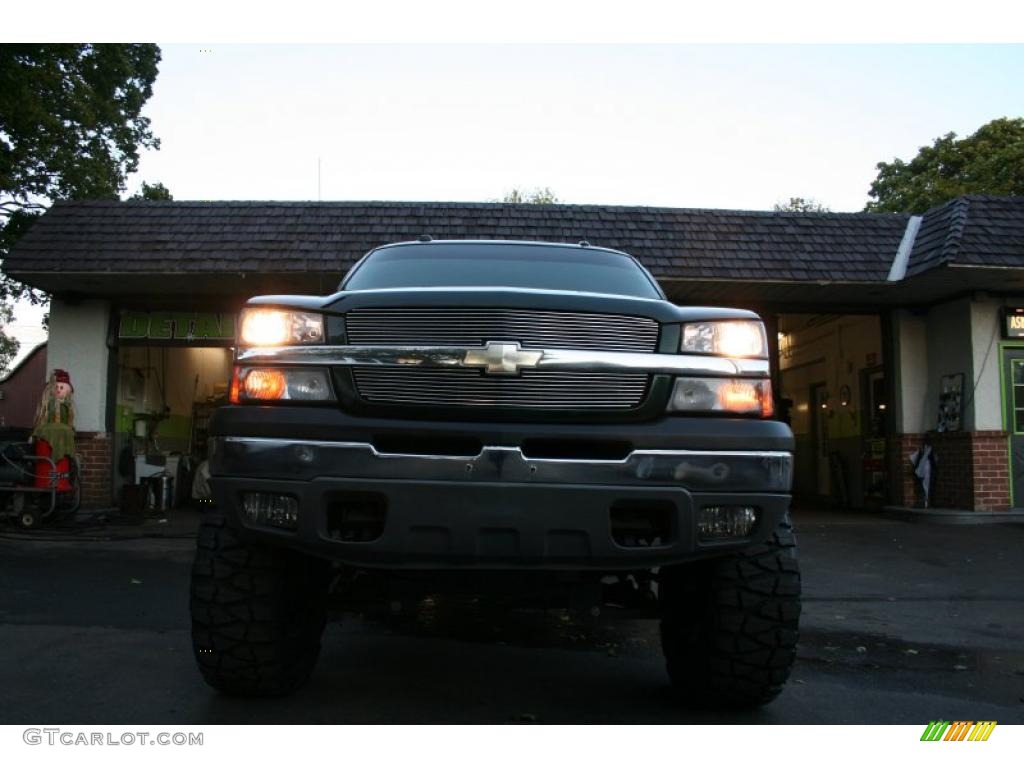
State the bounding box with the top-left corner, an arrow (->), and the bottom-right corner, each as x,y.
209,411 -> 793,570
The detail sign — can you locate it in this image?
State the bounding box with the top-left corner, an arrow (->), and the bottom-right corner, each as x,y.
118,311 -> 236,345
1003,307 -> 1024,339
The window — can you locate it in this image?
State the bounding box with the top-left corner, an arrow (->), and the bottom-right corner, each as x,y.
342,243 -> 663,299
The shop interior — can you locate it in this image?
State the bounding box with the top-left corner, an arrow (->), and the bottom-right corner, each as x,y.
776,313 -> 887,509
114,345 -> 232,514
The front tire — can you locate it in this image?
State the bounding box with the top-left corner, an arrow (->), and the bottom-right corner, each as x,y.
659,513 -> 801,708
189,510 -> 330,696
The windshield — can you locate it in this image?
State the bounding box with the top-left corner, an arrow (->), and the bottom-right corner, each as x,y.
342,243 -> 663,299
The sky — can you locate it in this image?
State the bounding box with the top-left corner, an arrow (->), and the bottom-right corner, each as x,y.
128,44 -> 1024,210
6,43 -> 1024,367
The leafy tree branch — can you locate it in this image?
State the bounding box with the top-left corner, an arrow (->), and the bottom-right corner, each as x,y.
865,117 -> 1024,213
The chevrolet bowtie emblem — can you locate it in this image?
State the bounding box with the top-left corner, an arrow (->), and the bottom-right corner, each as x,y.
463,341 -> 543,375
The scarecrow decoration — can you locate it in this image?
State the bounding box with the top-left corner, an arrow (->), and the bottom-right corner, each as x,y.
31,368 -> 76,491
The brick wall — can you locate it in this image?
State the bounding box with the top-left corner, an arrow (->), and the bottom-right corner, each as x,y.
891,433 -> 924,507
931,432 -> 976,509
75,431 -> 113,508
971,431 -> 1011,512
891,430 -> 1010,511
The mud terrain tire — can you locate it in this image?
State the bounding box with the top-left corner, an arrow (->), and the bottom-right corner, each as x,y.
659,514 -> 801,708
190,510 -> 330,696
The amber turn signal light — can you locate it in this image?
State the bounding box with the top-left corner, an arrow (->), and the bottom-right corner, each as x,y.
668,377 -> 773,418
243,369 -> 287,400
717,380 -> 773,417
229,366 -> 241,404
229,366 -> 335,403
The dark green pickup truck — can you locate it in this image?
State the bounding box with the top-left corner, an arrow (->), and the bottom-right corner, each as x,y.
190,239 -> 800,708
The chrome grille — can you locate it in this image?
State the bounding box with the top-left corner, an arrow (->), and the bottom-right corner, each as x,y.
351,368 -> 650,410
345,308 -> 659,352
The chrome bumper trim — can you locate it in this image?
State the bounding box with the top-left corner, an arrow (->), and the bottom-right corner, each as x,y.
237,344 -> 770,377
212,437 -> 792,493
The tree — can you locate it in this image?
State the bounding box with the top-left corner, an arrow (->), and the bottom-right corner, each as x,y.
0,44 -> 161,359
0,301 -> 19,376
130,181 -> 173,200
774,197 -> 830,213
0,44 -> 162,297
865,117 -> 1024,213
502,187 -> 560,204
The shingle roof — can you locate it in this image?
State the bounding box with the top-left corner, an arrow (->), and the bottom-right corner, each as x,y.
4,200 -> 912,285
907,195 -> 1024,277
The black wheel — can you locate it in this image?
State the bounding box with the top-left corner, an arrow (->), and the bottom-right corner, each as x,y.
11,494 -> 36,530
189,509 -> 330,696
659,513 -> 801,709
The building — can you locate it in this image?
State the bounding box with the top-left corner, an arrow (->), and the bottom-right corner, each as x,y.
0,342 -> 47,430
4,196 -> 1024,512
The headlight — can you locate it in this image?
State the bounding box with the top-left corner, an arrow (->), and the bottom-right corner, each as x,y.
681,320 -> 767,358
230,367 -> 335,403
239,308 -> 324,346
668,377 -> 773,417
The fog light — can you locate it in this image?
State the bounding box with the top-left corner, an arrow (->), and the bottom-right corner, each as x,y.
697,505 -> 758,541
241,492 -> 299,530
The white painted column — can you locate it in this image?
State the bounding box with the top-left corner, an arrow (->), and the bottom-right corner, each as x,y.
891,309 -> 929,434
924,298 -> 975,431
969,298 -> 1005,432
45,298 -> 111,433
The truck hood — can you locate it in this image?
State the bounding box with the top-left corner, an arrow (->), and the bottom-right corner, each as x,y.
246,287 -> 762,324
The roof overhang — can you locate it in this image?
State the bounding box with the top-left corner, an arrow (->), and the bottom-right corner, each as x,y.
660,263 -> 1024,311
5,270 -> 343,298
9,262 -> 1024,312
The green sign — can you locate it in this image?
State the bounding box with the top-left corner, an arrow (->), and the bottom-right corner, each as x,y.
119,311 -> 236,344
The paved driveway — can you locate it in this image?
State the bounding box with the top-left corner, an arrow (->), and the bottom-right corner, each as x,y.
0,510 -> 1021,724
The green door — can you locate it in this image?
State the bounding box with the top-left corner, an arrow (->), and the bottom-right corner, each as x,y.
1003,349 -> 1024,507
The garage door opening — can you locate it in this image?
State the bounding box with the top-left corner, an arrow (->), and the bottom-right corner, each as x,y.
776,314 -> 888,510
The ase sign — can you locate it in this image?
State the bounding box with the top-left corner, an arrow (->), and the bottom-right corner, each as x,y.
1003,307 -> 1024,339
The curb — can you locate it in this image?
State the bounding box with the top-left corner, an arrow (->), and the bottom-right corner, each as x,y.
882,506 -> 1024,525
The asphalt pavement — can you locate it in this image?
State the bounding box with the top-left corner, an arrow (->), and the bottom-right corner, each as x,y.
1,509 -> 1022,724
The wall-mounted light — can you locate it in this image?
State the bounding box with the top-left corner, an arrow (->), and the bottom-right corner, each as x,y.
778,332 -> 792,360
839,385 -> 851,408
